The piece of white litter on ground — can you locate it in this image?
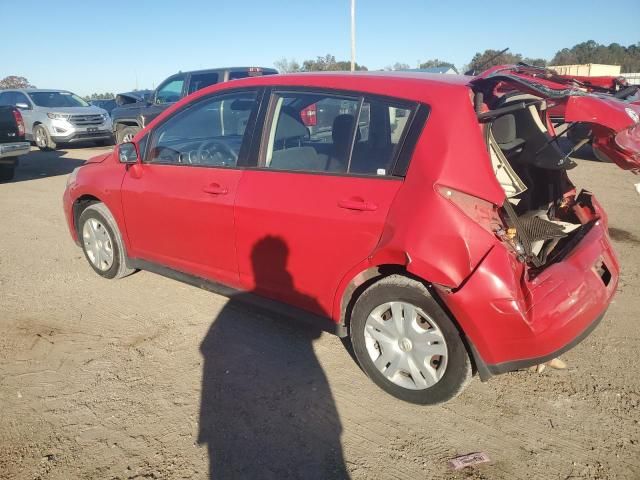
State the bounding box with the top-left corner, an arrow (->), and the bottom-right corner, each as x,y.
634,183 -> 640,196
448,452 -> 491,470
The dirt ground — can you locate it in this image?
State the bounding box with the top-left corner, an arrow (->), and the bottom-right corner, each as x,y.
1,145 -> 639,480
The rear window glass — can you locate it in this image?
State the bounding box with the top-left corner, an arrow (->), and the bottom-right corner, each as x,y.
29,91 -> 88,108
262,91 -> 414,176
189,72 -> 219,94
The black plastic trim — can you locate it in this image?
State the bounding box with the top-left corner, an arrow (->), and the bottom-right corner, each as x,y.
392,103 -> 429,177
128,258 -> 347,337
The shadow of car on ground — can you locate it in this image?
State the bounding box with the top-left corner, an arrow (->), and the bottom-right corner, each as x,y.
6,145 -> 112,183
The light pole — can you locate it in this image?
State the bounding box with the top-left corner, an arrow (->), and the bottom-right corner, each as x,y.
350,0 -> 356,71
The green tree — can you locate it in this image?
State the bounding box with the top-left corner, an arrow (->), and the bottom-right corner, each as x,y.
522,57 -> 547,67
301,54 -> 367,72
419,59 -> 457,72
83,92 -> 115,101
274,58 -> 301,73
466,49 -> 523,74
384,62 -> 411,71
550,41 -> 640,72
0,76 -> 35,89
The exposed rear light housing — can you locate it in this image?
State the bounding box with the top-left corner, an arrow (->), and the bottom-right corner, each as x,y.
436,185 -> 503,233
12,109 -> 25,137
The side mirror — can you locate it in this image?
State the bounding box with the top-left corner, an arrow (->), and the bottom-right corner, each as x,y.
118,142 -> 139,164
15,102 -> 30,110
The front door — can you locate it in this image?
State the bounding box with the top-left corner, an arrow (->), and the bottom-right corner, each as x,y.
121,90 -> 260,287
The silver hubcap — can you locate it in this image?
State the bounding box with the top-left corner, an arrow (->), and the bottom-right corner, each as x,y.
82,218 -> 114,271
364,301 -> 448,390
36,128 -> 46,147
123,133 -> 134,142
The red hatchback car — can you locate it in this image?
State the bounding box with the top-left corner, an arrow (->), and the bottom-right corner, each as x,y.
63,69 -> 640,404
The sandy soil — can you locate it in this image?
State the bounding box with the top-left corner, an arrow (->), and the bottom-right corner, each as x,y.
0,146 -> 639,479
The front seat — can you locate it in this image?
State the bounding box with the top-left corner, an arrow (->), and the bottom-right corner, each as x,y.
329,114 -> 361,172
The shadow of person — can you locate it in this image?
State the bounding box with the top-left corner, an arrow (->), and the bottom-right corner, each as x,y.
198,236 -> 349,479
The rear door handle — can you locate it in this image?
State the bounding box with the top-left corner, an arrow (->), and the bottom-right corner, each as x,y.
203,183 -> 228,195
338,197 -> 378,211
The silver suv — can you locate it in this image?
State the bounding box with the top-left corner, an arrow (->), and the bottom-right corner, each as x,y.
0,89 -> 113,151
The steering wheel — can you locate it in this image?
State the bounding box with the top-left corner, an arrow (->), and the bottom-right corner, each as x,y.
155,146 -> 181,163
196,140 -> 238,166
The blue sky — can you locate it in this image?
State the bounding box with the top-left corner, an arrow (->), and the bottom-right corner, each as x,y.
0,0 -> 638,96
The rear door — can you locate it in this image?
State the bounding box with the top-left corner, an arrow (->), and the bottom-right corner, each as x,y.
234,89 -> 417,316
121,89 -> 260,286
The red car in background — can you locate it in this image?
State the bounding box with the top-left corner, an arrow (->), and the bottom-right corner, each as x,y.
63,70 -> 639,404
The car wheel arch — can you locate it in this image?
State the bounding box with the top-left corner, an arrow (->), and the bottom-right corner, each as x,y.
335,263 -> 480,374
72,195 -> 102,237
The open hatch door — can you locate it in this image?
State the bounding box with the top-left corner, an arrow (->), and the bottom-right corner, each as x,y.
472,66 -> 640,172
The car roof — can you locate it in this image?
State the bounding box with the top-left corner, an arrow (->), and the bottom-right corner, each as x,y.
189,70 -> 473,104
169,66 -> 278,77
13,88 -> 73,93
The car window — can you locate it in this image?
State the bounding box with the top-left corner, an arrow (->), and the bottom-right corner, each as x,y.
348,99 -> 413,175
147,91 -> 258,167
0,92 -> 13,106
15,92 -> 30,107
29,91 -> 89,107
155,77 -> 185,104
262,91 -> 414,176
188,72 -> 219,95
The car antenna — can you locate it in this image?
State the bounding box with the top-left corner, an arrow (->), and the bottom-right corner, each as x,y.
465,47 -> 510,76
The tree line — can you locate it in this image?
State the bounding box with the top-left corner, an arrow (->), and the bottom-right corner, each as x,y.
2,40 -> 639,94
276,41 -> 640,73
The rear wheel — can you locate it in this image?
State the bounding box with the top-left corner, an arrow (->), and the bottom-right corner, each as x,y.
0,164 -> 15,182
116,125 -> 140,144
350,275 -> 472,405
78,202 -> 135,279
34,124 -> 56,151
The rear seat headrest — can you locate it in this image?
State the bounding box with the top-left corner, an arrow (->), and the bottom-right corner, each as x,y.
491,114 -> 517,144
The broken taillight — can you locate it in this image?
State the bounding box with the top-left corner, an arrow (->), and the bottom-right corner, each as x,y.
436,185 -> 527,259
12,109 -> 25,137
436,185 -> 504,233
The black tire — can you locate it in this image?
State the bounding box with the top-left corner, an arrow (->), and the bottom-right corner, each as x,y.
116,125 -> 140,144
350,275 -> 472,405
0,164 -> 15,182
33,124 -> 57,151
78,202 -> 135,280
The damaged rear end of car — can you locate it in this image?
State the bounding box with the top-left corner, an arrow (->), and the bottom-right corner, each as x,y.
435,69 -> 635,378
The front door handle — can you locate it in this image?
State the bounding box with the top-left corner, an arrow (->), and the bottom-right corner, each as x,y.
203,183 -> 228,195
338,197 -> 378,211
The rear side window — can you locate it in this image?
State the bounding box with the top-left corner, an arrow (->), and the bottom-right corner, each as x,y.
188,72 -> 219,94
261,91 -> 414,176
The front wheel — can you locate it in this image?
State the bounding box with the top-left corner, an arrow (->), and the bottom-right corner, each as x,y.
34,124 -> 56,151
78,202 -> 135,279
116,125 -> 140,144
350,275 -> 472,405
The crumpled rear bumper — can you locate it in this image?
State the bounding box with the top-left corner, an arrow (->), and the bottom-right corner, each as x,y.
437,217 -> 619,379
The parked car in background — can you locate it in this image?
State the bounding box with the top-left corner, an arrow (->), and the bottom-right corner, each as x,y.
115,90 -> 153,107
63,71 -> 639,404
0,105 -> 30,181
110,66 -> 277,143
0,89 -> 112,151
89,98 -> 117,116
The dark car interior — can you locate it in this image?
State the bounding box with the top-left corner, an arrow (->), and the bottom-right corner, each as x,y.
266,95 -> 412,176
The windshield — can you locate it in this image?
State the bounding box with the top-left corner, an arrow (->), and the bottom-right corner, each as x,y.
29,91 -> 89,108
